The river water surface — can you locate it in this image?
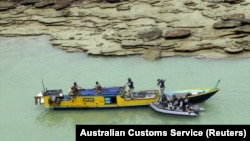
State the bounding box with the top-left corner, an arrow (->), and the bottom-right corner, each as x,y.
0,36 -> 250,141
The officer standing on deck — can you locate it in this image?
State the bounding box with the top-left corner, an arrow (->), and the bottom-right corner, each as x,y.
127,78 -> 134,99
157,79 -> 165,95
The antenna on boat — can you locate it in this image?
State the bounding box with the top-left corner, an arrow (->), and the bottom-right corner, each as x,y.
214,79 -> 221,88
41,78 -> 46,94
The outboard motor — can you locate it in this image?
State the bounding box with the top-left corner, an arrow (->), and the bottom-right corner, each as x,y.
193,109 -> 200,115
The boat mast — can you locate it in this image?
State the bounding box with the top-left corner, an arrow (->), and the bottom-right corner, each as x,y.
41,78 -> 46,94
214,79 -> 221,88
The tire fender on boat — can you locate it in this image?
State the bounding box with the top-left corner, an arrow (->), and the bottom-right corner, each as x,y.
48,98 -> 52,104
55,98 -> 61,104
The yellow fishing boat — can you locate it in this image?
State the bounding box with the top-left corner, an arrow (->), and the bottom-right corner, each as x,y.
34,85 -> 160,110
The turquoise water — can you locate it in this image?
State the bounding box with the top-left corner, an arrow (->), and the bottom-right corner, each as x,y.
0,36 -> 250,141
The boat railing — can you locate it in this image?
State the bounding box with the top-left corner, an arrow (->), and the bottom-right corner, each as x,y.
43,89 -> 63,96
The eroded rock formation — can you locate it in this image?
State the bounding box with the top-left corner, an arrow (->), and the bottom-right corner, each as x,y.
0,0 -> 250,59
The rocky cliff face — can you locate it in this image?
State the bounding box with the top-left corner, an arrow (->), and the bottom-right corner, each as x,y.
0,0 -> 250,59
